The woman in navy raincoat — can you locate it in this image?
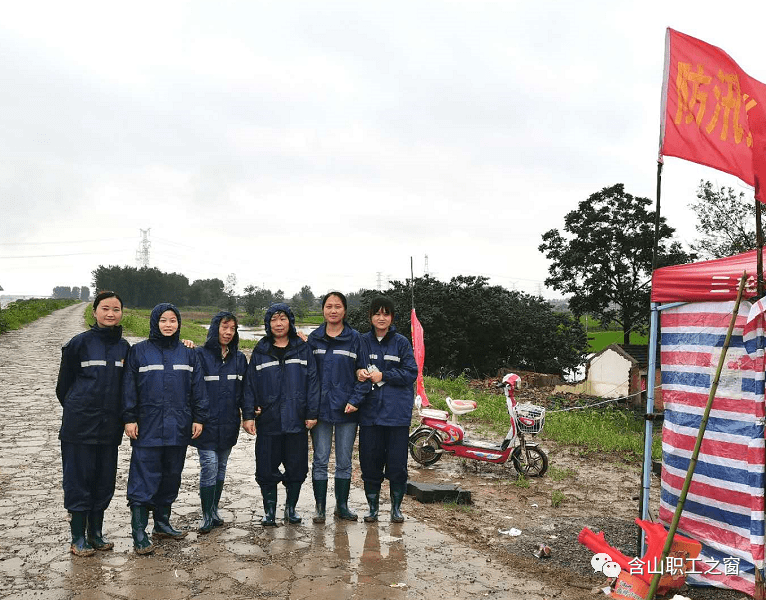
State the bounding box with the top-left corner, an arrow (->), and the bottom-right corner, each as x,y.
56,291 -> 130,556
356,297 -> 417,523
122,303 -> 207,553
192,311 -> 253,532
244,303 -> 319,526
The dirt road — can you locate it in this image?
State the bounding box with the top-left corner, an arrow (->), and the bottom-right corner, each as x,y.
0,304 -> 593,600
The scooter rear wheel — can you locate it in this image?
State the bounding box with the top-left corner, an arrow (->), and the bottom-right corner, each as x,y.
409,430 -> 442,466
511,445 -> 548,477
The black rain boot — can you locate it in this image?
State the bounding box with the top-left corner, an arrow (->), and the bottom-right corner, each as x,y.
87,510 -> 114,550
130,505 -> 154,555
284,482 -> 302,524
333,478 -> 358,521
198,485 -> 216,534
312,479 -> 327,524
153,505 -> 187,539
260,484 -> 278,527
212,479 -> 225,527
390,482 -> 407,523
363,482 -> 380,523
69,511 -> 95,556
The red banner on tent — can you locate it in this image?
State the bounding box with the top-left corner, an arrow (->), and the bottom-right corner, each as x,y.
660,29 -> 766,198
410,308 -> 430,407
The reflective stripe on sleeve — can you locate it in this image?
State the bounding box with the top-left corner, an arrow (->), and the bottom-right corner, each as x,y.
80,360 -> 107,367
114,361 -> 123,367
285,359 -> 308,366
369,354 -> 378,360
173,364 -> 194,372
383,355 -> 401,362
138,365 -> 164,373
313,349 -> 326,355
333,350 -> 357,359
204,375 -> 220,381
227,374 -> 243,380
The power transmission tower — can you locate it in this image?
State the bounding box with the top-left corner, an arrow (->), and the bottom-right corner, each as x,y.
376,272 -> 383,291
424,254 -> 429,277
136,229 -> 151,268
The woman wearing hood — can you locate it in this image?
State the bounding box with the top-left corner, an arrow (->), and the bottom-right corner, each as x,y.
122,303 -> 207,554
244,303 -> 319,526
306,291 -> 369,523
56,291 -> 131,556
192,311 -> 253,533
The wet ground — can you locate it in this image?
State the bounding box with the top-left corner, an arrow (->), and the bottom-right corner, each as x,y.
0,303 -> 582,600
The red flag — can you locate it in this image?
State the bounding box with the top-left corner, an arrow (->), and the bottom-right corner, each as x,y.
410,308 -> 430,407
660,28 -> 766,201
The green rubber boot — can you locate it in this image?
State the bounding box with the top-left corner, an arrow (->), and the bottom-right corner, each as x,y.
284,482 -> 302,524
312,479 -> 327,524
212,479 -> 225,527
390,482 -> 407,523
260,484 -> 278,527
333,478 -> 358,521
363,482 -> 380,523
130,506 -> 154,555
198,485 -> 216,534
152,505 -> 187,539
87,510 -> 114,550
69,511 -> 95,557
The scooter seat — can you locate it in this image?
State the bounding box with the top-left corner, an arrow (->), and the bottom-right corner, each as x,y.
446,397 -> 478,415
420,408 -> 449,420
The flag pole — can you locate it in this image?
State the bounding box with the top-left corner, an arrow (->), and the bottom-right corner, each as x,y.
756,197 -> 764,297
410,256 -> 415,310
651,160 -> 664,272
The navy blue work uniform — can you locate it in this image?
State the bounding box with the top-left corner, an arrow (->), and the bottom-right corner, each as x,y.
244,303 -> 319,486
122,303 -> 207,507
57,324 -> 130,512
358,325 -> 418,485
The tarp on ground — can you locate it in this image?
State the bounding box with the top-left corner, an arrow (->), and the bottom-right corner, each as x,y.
659,300 -> 765,594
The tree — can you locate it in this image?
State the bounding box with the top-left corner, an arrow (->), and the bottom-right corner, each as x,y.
539,184 -> 693,345
299,285 -> 315,307
690,180 -> 756,259
224,273 -> 237,312
53,286 -> 73,299
80,286 -> 90,301
347,275 -> 586,377
242,285 -> 273,317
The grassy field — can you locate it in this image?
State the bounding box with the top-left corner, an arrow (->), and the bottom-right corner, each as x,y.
423,375 -> 661,461
0,298 -> 79,334
582,316 -> 648,353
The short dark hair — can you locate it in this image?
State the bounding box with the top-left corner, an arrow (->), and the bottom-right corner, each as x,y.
93,291 -> 123,311
369,296 -> 395,319
322,291 -> 347,311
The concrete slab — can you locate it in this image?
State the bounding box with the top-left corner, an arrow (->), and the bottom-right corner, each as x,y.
406,482 -> 472,504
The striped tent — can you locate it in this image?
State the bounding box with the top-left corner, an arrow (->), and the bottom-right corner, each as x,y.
659,298 -> 765,594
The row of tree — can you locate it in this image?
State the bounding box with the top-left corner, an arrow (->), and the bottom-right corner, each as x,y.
52,286 -> 90,300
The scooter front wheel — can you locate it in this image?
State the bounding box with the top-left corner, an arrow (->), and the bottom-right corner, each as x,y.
511,445 -> 548,477
409,429 -> 442,466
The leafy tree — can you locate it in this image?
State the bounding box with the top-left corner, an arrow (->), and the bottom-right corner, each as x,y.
188,278 -> 225,306
92,265 -> 190,307
71,286 -> 80,299
539,184 -> 693,345
224,273 -> 237,312
80,286 -> 90,301
299,285 -> 315,307
273,289 -> 285,303
53,286 -> 73,299
347,275 -> 586,377
690,180 -> 756,259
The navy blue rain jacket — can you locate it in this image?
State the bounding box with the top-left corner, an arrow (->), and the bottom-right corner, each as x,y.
122,303 -> 208,447
57,324 -> 131,445
358,325 -> 418,427
307,322 -> 370,424
243,303 -> 319,435
191,311 -> 249,451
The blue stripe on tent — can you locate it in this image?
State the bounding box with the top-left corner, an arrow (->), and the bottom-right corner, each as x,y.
741,377 -> 764,395
664,411 -> 762,438
663,452 -> 762,489
661,332 -> 745,348
661,488 -> 762,533
662,371 -> 711,388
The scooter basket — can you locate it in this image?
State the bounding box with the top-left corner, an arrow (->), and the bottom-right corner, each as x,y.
516,404 -> 545,434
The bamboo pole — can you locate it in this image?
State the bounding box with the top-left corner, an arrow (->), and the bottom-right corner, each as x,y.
646,272 -> 748,600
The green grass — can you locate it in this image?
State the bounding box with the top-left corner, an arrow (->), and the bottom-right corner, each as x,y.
551,490 -> 566,508
588,330 -> 648,353
0,298 -> 79,333
423,375 -> 662,462
548,466 -> 576,481
87,306 -> 215,346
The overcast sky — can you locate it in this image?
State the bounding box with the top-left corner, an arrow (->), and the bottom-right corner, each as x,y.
2,1 -> 764,300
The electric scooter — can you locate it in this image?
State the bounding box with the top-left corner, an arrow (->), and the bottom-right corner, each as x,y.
409,372 -> 548,476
